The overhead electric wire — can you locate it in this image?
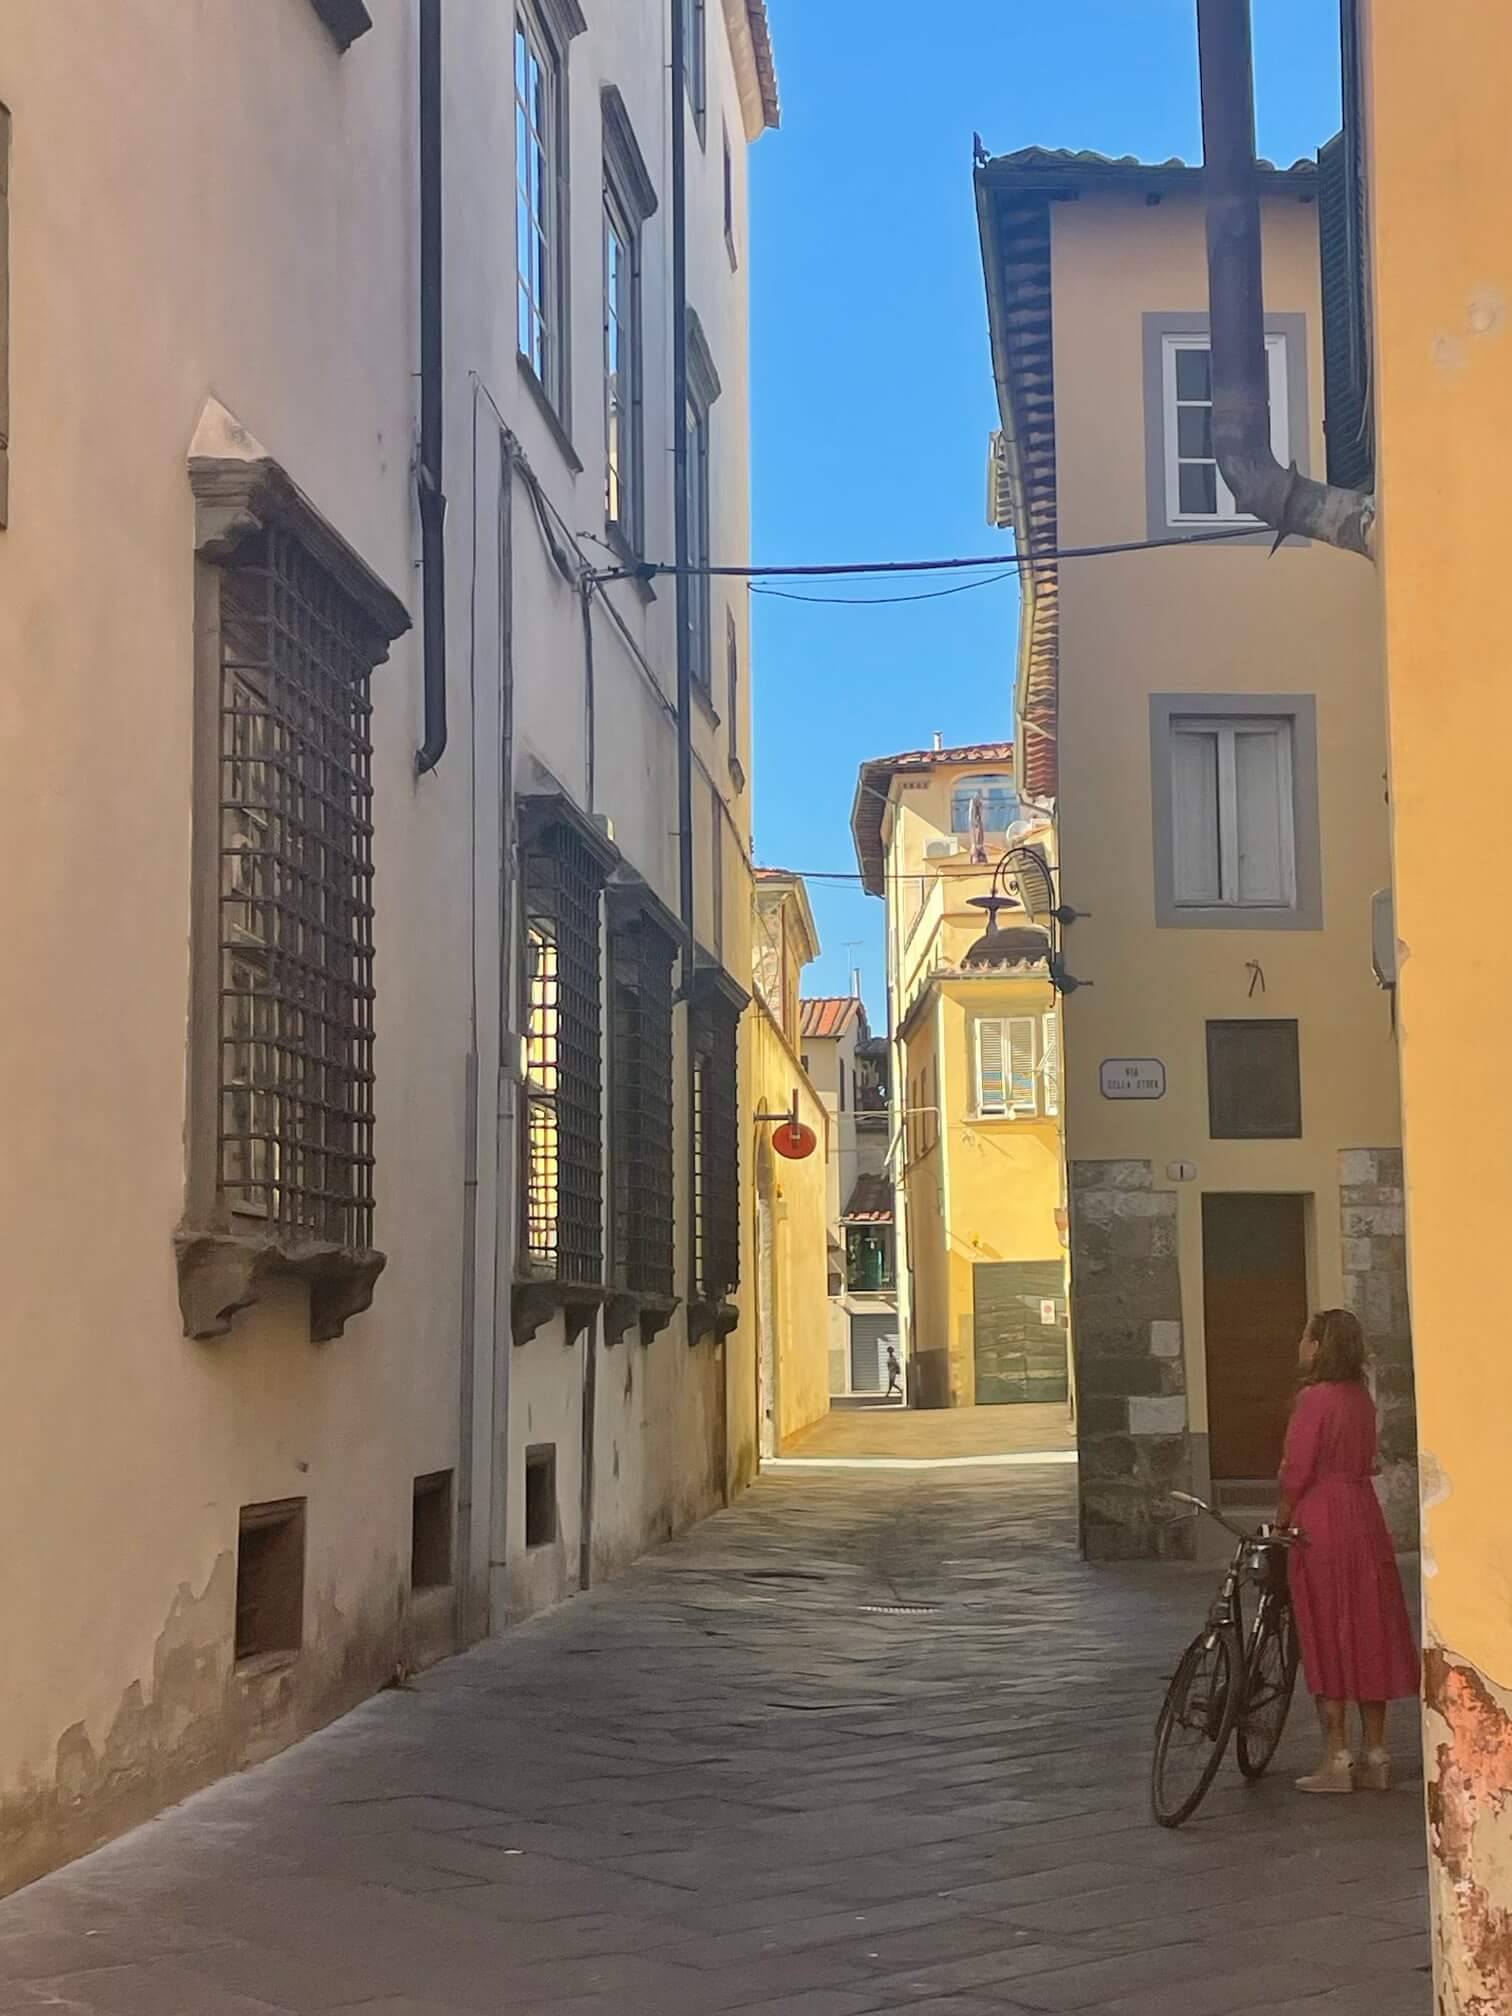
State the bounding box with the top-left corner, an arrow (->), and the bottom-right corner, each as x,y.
593,522 -> 1267,588
751,569 -> 1021,607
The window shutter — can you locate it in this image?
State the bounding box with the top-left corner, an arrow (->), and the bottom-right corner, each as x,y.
1232,726 -> 1293,906
976,1019 -> 1006,1115
1041,1013 -> 1060,1117
1008,1019 -> 1037,1116
1171,728 -> 1221,904
1319,110 -> 1373,490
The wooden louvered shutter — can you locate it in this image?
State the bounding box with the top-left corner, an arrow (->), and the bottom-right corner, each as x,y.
1318,3 -> 1373,492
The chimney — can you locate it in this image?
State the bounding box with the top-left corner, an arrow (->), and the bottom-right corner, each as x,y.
851,966 -> 863,999
932,730 -> 943,751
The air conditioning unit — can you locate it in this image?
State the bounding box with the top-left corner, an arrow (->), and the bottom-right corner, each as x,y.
923,840 -> 953,861
1371,887 -> 1396,988
1005,818 -> 1036,844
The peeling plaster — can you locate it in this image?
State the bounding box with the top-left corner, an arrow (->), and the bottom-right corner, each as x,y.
1421,1448 -> 1453,1581
2,1551 -> 412,1898
1425,1647 -> 1512,2015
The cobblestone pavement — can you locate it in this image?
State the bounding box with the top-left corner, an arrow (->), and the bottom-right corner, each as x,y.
0,1464 -> 1428,2015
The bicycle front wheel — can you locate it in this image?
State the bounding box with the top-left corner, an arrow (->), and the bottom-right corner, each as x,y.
1151,1625 -> 1242,1827
1236,1599 -> 1300,1780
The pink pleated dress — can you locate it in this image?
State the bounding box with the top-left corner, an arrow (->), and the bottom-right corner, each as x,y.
1279,1380 -> 1419,1703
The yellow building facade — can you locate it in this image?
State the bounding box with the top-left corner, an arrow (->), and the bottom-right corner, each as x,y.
977,150 -> 1406,1556
751,872 -> 833,1450
853,747 -> 1067,1410
1357,6 -> 1512,2002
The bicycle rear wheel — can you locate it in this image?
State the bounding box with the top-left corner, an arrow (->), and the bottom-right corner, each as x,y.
1151,1625 -> 1242,1827
1236,1599 -> 1300,1780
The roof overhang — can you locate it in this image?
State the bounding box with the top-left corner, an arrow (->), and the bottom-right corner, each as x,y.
851,743 -> 1017,897
722,0 -> 780,140
754,869 -> 820,965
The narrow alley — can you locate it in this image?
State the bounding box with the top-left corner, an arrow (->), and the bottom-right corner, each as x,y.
0,1456 -> 1428,2016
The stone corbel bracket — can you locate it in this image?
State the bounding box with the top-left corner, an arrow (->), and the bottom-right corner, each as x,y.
512,1281 -> 608,1349
687,1298 -> 739,1347
603,1291 -> 680,1348
176,1229 -> 386,1344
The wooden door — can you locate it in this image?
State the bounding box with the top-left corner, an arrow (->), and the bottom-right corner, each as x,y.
1202,1194 -> 1308,1481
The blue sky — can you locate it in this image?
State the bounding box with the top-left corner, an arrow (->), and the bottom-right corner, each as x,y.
749,0 -> 1342,1019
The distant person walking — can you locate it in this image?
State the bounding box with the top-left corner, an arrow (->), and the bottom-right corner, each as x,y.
884,1344 -> 902,1400
1277,1309 -> 1419,1795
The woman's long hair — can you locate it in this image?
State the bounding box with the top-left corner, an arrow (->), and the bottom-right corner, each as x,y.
1303,1307 -> 1368,1385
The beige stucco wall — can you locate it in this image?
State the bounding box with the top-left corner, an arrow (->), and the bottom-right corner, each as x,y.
1047,186 -> 1398,1448
0,0 -> 769,1889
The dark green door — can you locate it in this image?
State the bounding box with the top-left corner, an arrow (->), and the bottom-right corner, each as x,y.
972,1260 -> 1069,1405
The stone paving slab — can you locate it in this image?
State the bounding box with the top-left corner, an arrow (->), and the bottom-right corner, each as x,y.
783,1404 -> 1074,1462
0,1464 -> 1428,2013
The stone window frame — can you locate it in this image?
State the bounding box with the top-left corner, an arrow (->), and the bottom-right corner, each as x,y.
515,0 -> 588,442
600,87 -> 657,563
1150,692 -> 1323,931
1141,311 -> 1310,546
175,401 -> 410,1345
685,311 -> 722,700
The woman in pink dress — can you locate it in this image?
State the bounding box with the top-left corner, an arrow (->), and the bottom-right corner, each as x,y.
1277,1308 -> 1419,1794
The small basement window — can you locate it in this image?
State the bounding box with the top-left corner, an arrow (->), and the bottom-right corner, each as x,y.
235,1499 -> 306,1662
525,1445 -> 558,1549
411,1470 -> 454,1591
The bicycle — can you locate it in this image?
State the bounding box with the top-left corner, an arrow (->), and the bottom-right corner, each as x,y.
1149,1490 -> 1303,1827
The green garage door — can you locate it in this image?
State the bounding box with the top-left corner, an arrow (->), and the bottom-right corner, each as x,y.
972,1260 -> 1069,1405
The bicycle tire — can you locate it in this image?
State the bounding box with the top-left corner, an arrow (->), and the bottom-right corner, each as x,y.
1236,1599 -> 1300,1780
1151,1624 -> 1243,1828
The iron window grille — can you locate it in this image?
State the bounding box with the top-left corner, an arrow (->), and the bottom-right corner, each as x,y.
691,983 -> 741,1302
217,526 -> 381,1250
609,916 -> 677,1297
521,817 -> 606,1286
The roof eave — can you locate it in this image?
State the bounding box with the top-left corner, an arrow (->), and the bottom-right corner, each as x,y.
722,0 -> 780,139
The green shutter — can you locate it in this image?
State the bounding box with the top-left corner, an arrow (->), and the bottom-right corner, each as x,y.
1318,2 -> 1373,492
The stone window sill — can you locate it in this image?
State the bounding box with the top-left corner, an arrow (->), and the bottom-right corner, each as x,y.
175,1226 -> 386,1343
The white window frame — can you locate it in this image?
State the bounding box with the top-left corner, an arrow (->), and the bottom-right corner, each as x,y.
1162,334 -> 1288,524
1170,715 -> 1297,912
950,774 -> 1020,836
515,8 -> 564,409
974,1016 -> 1054,1121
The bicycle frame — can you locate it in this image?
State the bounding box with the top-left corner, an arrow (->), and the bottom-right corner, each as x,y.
1173,1489 -> 1297,1638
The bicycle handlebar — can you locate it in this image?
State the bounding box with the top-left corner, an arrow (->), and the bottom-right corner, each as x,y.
1169,1490 -> 1302,1546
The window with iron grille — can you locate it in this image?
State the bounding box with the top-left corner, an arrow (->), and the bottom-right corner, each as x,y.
609,916 -> 676,1298
521,819 -> 606,1285
217,526 -> 381,1249
691,985 -> 740,1302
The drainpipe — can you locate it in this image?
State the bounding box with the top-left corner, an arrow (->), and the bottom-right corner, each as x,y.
415,0 -> 448,772
1195,0 -> 1373,560
670,0 -> 699,1304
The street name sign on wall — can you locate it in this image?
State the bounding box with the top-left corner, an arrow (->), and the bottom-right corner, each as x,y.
1100,1058 -> 1166,1100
